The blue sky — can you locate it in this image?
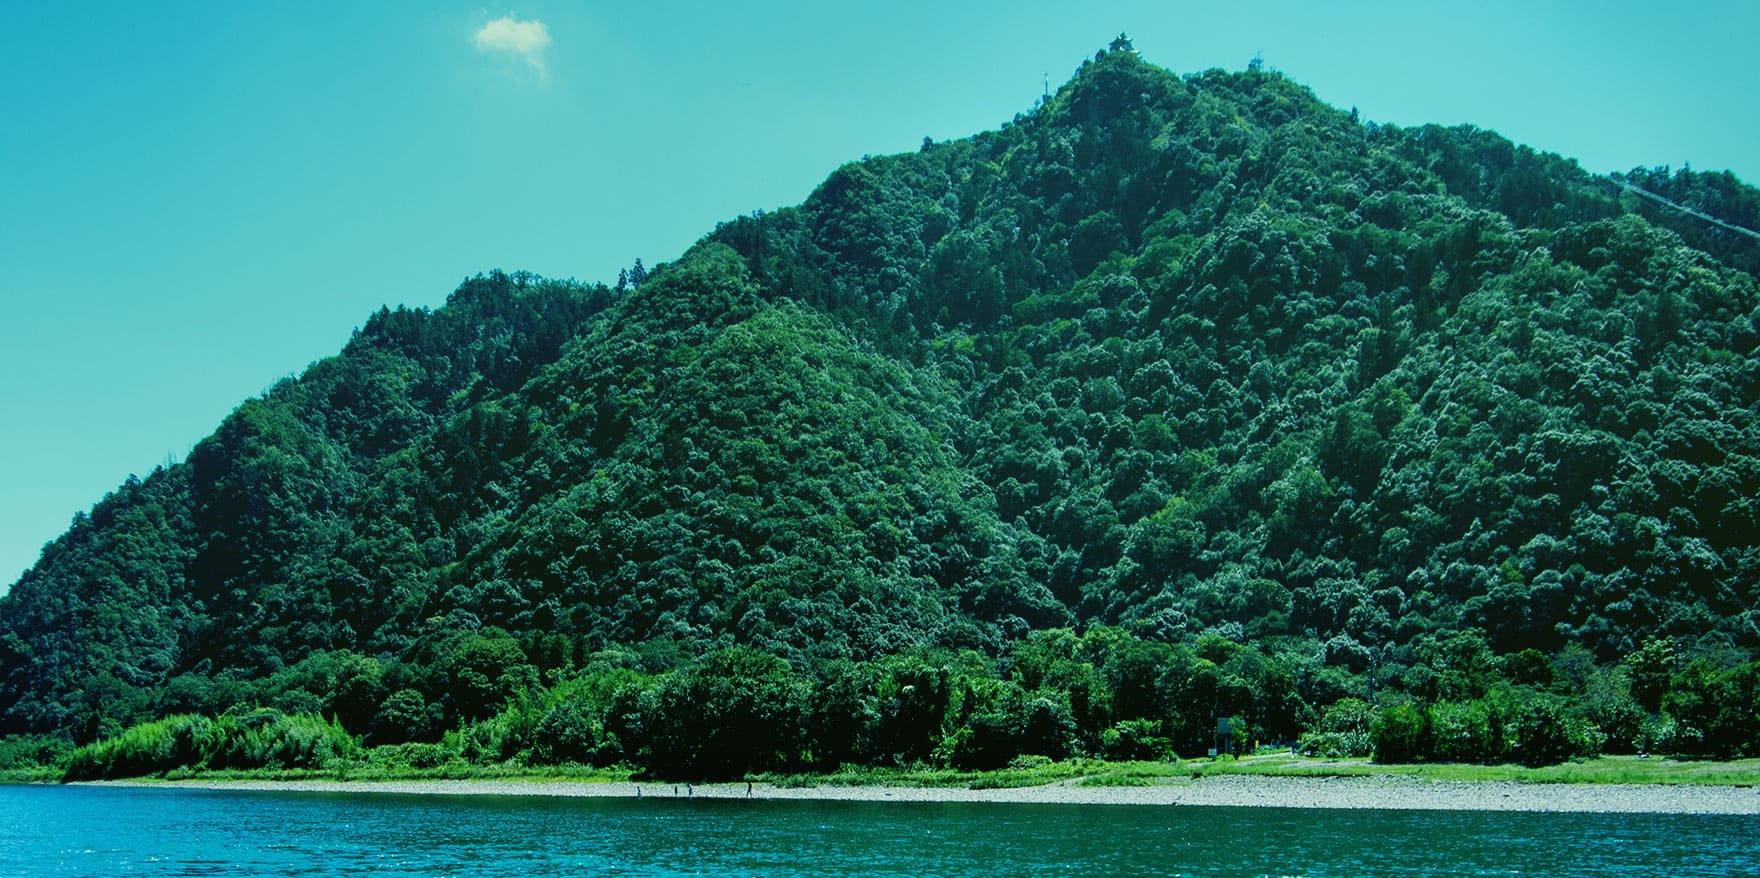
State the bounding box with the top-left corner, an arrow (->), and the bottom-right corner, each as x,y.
3,1 -> 1757,590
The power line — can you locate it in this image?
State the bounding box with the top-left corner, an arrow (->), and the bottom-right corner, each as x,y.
1604,177 -> 1760,243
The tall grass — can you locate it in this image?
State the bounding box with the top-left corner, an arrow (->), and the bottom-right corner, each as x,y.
63,710 -> 355,780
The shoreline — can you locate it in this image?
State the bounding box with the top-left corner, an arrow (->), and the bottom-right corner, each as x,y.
83,774 -> 1760,815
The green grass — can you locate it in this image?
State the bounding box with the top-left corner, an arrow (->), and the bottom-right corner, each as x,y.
1183,753 -> 1760,785
22,751 -> 1760,789
38,761 -> 635,786
160,762 -> 636,784
1072,761 -> 1190,786
754,759 -> 1092,790
0,766 -> 62,783
765,755 -> 1760,789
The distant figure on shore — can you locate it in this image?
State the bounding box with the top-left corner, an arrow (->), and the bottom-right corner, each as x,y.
746,782 -> 753,798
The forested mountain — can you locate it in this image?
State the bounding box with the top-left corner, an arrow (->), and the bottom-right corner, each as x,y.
4,46 -> 1757,776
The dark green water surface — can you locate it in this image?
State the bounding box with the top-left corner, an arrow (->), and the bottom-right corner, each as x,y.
3,785 -> 1755,876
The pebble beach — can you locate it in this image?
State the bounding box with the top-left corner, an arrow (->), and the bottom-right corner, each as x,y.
90,773 -> 1760,815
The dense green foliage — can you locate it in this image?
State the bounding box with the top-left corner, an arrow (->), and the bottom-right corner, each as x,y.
61,709 -> 355,780
3,47 -> 1757,776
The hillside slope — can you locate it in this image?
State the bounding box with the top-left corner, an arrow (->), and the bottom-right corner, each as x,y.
3,48 -> 1756,769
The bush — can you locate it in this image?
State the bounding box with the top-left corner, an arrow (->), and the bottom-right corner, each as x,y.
1298,697 -> 1376,758
0,734 -> 71,773
64,714 -> 220,780
361,740 -> 462,771
1507,697 -> 1602,767
1586,695 -> 1647,754
531,698 -> 602,765
1100,719 -> 1174,760
1662,659 -> 1760,758
1372,703 -> 1430,763
63,710 -> 355,779
373,689 -> 441,745
1296,730 -> 1373,759
642,647 -> 809,778
1427,700 -> 1501,763
948,681 -> 1077,770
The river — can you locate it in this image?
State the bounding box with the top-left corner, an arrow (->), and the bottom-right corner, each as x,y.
3,784 -> 1756,876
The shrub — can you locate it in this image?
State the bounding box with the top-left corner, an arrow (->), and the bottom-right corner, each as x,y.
0,734 -> 71,773
1427,700 -> 1500,763
64,714 -> 219,780
63,710 -> 355,779
1507,697 -> 1602,767
1372,703 -> 1429,763
1297,697 -> 1376,758
361,740 -> 461,771
1100,719 -> 1174,760
373,689 -> 441,745
642,647 -> 809,778
529,700 -> 596,765
1296,730 -> 1373,759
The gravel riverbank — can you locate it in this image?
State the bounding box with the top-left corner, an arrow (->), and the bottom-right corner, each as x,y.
88,774 -> 1760,815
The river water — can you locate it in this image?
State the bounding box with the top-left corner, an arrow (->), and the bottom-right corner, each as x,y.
3,784 -> 1755,876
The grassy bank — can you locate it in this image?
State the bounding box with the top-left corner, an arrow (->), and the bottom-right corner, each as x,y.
1184,753 -> 1760,786
14,753 -> 1760,789
753,754 -> 1760,789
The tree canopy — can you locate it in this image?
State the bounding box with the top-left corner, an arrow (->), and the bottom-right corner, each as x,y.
3,48 -> 1757,775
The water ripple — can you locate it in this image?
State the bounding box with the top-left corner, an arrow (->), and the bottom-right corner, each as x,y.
1,785 -> 1754,877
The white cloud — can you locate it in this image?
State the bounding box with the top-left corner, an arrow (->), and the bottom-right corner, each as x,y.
473,15 -> 551,77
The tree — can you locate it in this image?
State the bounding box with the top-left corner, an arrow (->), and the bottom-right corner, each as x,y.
643,647 -> 808,778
